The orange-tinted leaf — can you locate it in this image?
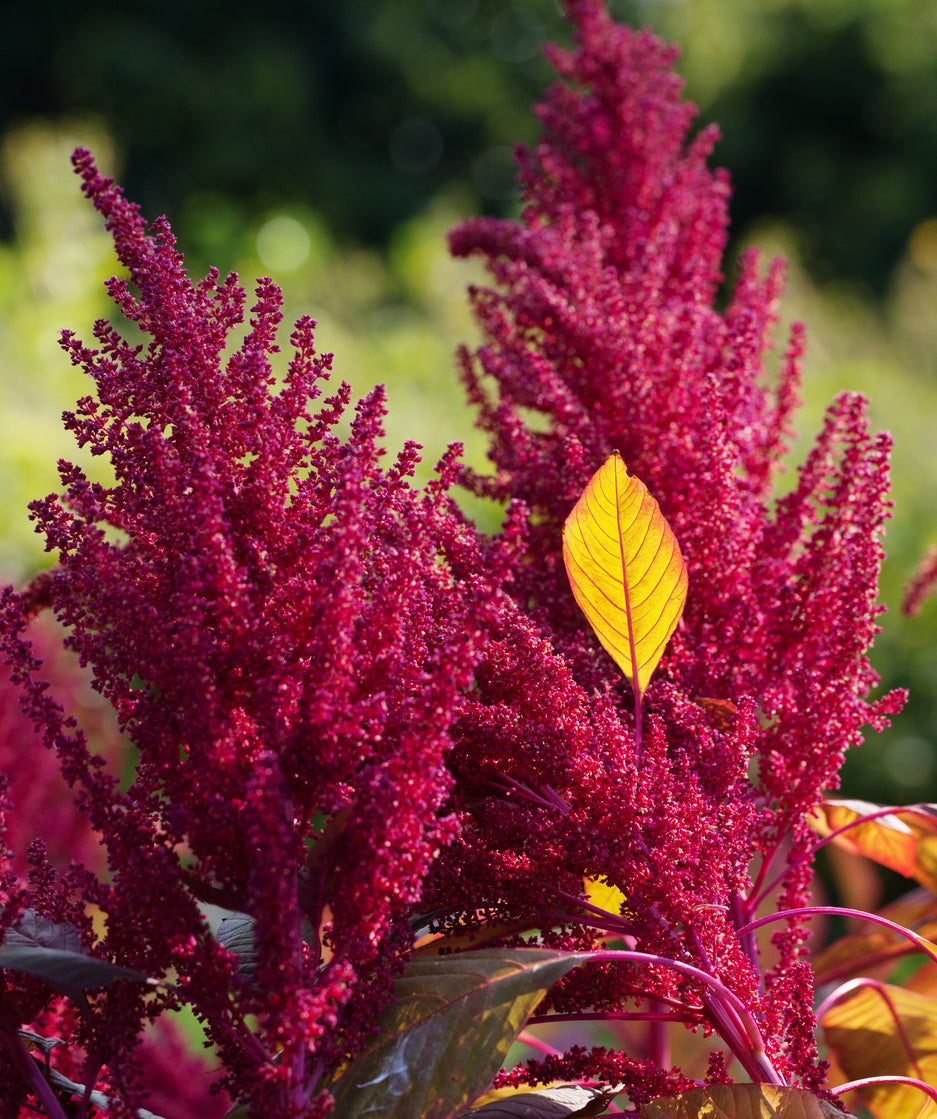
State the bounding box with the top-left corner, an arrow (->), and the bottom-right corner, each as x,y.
897,808 -> 937,895
639,1084 -> 852,1118
822,982 -> 937,1118
906,962 -> 937,997
810,800 -> 918,878
563,453 -> 687,695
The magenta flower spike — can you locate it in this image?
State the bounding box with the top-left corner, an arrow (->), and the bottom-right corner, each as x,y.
0,1 -> 913,1114
425,0 -> 905,1101
0,149 -> 527,1113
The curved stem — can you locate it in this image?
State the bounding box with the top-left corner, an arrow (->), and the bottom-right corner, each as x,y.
753,804 -> 926,908
736,906 -> 937,966
816,977 -> 924,1081
516,1030 -> 562,1058
831,1074 -> 937,1108
529,1011 -> 702,1026
579,949 -> 784,1086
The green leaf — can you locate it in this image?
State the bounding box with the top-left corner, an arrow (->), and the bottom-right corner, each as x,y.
639,1085 -> 853,1118
457,1085 -> 616,1116
0,910 -> 152,994
325,948 -> 584,1119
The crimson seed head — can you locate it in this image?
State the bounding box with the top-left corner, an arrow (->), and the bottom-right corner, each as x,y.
0,149 -> 522,1110
0,0 -> 905,1110
429,0 -> 903,1093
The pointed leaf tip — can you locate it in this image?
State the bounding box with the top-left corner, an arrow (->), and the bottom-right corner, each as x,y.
562,453 -> 687,695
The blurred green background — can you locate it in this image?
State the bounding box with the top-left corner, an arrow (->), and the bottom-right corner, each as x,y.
3,0 -> 937,808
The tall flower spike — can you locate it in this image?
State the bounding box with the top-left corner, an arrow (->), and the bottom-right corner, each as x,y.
0,150 -> 521,1113
433,0 -> 903,1098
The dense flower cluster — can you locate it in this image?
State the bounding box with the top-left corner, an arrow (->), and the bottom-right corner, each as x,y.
0,0 -> 906,1115
427,0 -> 903,1096
0,152 -> 523,1114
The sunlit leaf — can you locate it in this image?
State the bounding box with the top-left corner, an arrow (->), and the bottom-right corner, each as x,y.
907,962 -> 937,997
897,807 -> 937,895
563,453 -> 687,696
458,1084 -> 616,1116
809,801 -> 937,895
810,799 -> 918,878
822,982 -> 937,1119
584,877 -> 628,917
0,910 -> 152,994
325,948 -> 583,1119
640,1084 -> 853,1118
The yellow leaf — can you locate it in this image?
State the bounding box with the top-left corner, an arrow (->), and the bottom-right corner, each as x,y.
822,982 -> 937,1118
584,876 -> 628,917
562,453 -> 687,696
640,1084 -> 852,1118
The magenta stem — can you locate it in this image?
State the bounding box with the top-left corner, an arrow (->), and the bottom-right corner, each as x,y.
729,892 -> 762,993
529,1010 -> 701,1026
816,977 -> 924,1080
516,1030 -> 562,1058
752,803 -> 925,908
832,1074 -> 937,1108
0,1021 -> 69,1119
736,906 -> 937,966
647,1007 -> 669,1069
579,949 -> 784,1086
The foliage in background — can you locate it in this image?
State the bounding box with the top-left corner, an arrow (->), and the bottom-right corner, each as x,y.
4,0 -> 937,296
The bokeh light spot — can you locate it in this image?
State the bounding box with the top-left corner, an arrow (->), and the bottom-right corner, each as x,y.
256,215 -> 311,272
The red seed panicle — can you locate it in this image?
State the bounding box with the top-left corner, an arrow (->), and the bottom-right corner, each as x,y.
0,0 -> 906,1112
433,0 -> 903,1094
0,151 -> 523,1113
